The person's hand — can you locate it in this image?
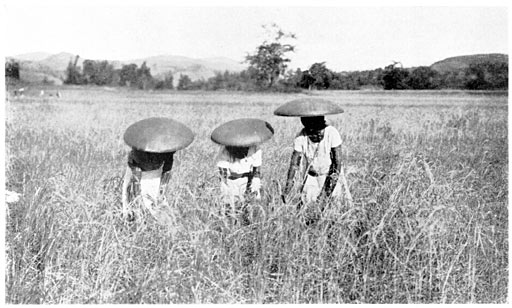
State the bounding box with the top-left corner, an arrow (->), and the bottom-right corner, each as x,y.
122,199 -> 135,222
245,189 -> 261,202
251,177 -> 261,192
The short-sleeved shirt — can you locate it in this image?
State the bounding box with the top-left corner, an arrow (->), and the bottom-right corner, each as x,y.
293,126 -> 342,176
127,149 -> 174,172
216,146 -> 261,175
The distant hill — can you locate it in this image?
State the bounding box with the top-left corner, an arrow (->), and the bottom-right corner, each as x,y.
8,52 -> 80,84
8,52 -> 247,85
128,54 -> 246,81
39,52 -> 82,71
430,53 -> 508,74
12,52 -> 53,62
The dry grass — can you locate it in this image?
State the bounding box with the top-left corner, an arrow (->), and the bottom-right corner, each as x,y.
5,88 -> 508,303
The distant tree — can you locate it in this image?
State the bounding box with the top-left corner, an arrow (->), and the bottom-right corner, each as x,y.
223,71 -> 240,90
463,64 -> 488,90
110,69 -> 121,86
270,69 -> 302,92
163,74 -> 175,90
486,62 -> 508,89
119,64 -> 138,87
81,59 -> 115,85
438,71 -> 465,89
64,55 -> 82,84
281,68 -> 304,89
331,71 -> 359,90
219,69 -> 258,91
298,70 -> 315,90
308,62 -> 333,89
209,71 -> 226,90
82,59 -> 96,84
136,62 -> 153,90
464,62 -> 508,90
245,23 -> 296,89
189,79 -> 207,90
95,61 -> 115,85
177,74 -> 193,90
382,62 -> 409,90
325,68 -> 384,90
155,74 -> 174,90
405,66 -> 440,89
370,68 -> 385,87
5,60 -> 20,79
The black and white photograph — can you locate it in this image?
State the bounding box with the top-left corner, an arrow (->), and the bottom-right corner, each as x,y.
2,0 -> 509,304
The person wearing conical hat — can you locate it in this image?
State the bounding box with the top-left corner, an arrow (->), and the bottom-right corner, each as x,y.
216,145 -> 262,206
121,149 -> 175,220
211,118 -> 274,224
274,98 -> 352,207
281,115 -> 343,205
122,117 -> 194,222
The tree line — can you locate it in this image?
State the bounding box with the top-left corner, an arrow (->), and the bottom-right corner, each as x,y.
7,25 -> 508,91
56,56 -> 508,92
63,56 -> 174,90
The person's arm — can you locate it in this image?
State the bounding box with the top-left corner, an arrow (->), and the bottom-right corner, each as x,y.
247,148 -> 262,195
251,166 -> 261,187
322,145 -> 342,198
218,167 -> 228,184
247,166 -> 261,200
217,147 -> 230,185
161,170 -> 172,187
282,150 -> 301,203
162,153 -> 174,173
161,153 -> 174,187
122,166 -> 133,214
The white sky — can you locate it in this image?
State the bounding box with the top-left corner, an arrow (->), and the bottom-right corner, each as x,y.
1,0 -> 510,71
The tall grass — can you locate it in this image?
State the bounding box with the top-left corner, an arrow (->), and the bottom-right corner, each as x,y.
5,89 -> 508,303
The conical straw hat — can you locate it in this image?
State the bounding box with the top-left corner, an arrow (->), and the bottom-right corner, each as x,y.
124,117 -> 194,153
274,98 -> 344,117
211,118 -> 274,147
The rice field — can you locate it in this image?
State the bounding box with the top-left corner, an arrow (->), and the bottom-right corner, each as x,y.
4,88 -> 508,303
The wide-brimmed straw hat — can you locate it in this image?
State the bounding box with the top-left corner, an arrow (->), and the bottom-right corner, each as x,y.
211,118 -> 274,147
274,98 -> 344,117
124,117 -> 194,153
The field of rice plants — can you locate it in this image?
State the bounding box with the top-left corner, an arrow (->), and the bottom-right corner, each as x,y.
4,88 -> 508,303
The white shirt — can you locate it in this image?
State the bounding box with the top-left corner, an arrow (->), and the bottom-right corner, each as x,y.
139,166 -> 163,205
293,126 -> 342,176
216,146 -> 262,175
216,145 -> 262,204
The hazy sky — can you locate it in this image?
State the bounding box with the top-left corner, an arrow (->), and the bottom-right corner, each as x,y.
2,1 -> 509,71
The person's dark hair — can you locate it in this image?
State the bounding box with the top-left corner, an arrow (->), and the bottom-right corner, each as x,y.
131,149 -> 174,166
226,146 -> 249,160
300,116 -> 327,129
